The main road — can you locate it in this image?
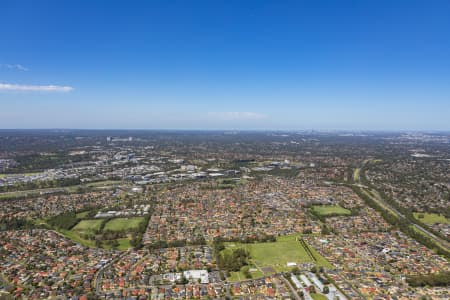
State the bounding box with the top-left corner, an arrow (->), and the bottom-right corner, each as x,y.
352,161 -> 450,251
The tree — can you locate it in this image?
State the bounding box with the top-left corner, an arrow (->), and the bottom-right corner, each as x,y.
242,266 -> 252,279
321,225 -> 331,235
180,273 -> 189,284
111,239 -> 120,249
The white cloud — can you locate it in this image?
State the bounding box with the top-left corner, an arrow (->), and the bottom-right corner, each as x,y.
207,111 -> 267,121
1,64 -> 29,71
0,83 -> 74,92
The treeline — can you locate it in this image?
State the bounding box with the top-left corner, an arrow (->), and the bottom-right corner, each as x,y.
299,238 -> 317,262
0,177 -> 80,193
0,217 -> 34,231
5,152 -> 89,173
129,215 -> 151,248
76,209 -> 97,219
375,187 -> 449,243
217,248 -> 250,273
212,239 -> 252,278
424,207 -> 450,220
308,205 -> 359,222
351,186 -> 450,259
361,165 -> 449,243
46,211 -> 152,250
212,234 -> 276,244
145,236 -> 207,250
0,190 -> 69,202
86,216 -> 150,248
212,240 -> 226,254
406,272 -> 450,287
267,168 -> 299,178
47,212 -> 79,230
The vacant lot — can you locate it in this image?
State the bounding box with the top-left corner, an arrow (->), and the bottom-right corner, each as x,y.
413,213 -> 450,224
104,217 -> 145,231
312,205 -> 351,216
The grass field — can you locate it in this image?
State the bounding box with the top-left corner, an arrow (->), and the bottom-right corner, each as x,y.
61,219 -> 136,250
312,205 -> 351,216
59,229 -> 96,247
311,293 -> 328,300
72,219 -> 103,232
224,234 -> 332,279
102,238 -> 132,251
353,168 -> 361,182
76,211 -> 91,219
43,214 -> 139,250
413,213 -> 450,224
228,268 -> 264,282
104,217 -> 145,231
117,238 -> 132,250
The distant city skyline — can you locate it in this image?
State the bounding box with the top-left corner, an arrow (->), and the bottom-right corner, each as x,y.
1,0 -> 450,130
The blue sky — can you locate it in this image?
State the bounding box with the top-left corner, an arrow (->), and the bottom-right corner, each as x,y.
1,0 -> 450,130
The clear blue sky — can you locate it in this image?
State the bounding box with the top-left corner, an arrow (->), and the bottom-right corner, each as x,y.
1,0 -> 449,130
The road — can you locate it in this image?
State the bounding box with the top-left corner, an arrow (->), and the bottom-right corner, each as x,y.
281,276 -> 301,300
353,161 -> 450,251
94,250 -> 130,293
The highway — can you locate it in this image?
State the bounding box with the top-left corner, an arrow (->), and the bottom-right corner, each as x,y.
352,162 -> 450,252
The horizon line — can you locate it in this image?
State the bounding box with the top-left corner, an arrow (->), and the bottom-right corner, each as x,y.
0,128 -> 449,133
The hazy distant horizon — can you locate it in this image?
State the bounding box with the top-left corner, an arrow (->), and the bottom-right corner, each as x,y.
0,128 -> 449,133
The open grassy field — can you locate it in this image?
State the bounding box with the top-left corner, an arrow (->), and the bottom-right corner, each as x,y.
44,214 -> 139,250
104,217 -> 145,231
64,219 -> 137,250
224,234 -> 332,277
311,293 -> 328,300
59,229 -> 96,247
413,213 -> 450,224
75,211 -> 91,219
72,219 -> 103,232
312,205 -> 351,216
228,268 -> 264,282
102,238 -> 132,251
353,168 -> 361,182
117,238 -> 132,250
